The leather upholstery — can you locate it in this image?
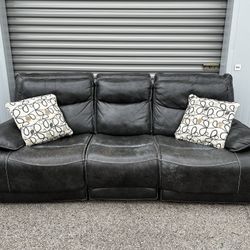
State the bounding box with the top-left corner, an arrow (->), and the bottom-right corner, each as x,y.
86,134 -> 158,199
15,72 -> 94,134
0,72 -> 250,203
89,188 -> 157,200
155,136 -> 240,197
226,119 -> 250,152
0,150 -> 10,192
6,134 -> 91,195
97,73 -> 151,79
161,190 -> 250,203
0,119 -> 24,150
95,73 -> 152,135
0,190 -> 86,203
153,73 -> 234,135
235,150 -> 250,194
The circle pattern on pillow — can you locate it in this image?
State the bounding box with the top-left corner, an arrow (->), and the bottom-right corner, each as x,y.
5,94 -> 73,146
175,94 -> 240,149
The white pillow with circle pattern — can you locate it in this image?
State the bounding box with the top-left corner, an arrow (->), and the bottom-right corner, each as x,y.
5,94 -> 73,146
175,94 -> 240,149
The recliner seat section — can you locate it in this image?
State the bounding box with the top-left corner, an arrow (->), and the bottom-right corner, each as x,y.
153,73 -> 246,202
89,73 -> 158,199
0,73 -> 95,202
0,72 -> 250,202
156,136 -> 241,202
2,134 -> 91,202
86,134 -> 158,200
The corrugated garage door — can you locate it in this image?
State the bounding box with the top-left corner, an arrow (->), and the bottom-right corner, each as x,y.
6,0 -> 227,73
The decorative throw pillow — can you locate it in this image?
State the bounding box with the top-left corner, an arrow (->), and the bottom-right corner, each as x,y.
175,94 -> 240,149
5,94 -> 73,146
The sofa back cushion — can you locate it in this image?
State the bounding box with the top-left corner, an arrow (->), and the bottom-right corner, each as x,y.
95,73 -> 152,135
153,73 -> 234,136
15,72 -> 94,134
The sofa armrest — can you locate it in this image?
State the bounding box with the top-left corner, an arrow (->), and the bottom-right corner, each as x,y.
235,149 -> 250,194
226,119 -> 250,152
0,119 -> 24,150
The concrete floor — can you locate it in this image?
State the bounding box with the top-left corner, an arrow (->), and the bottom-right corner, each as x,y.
0,201 -> 249,250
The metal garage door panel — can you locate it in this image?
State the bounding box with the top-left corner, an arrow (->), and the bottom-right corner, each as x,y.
6,0 -> 228,73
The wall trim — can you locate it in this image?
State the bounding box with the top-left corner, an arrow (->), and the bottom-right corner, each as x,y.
0,0 -> 15,122
0,0 -> 15,100
220,0 -> 240,74
220,0 -> 250,126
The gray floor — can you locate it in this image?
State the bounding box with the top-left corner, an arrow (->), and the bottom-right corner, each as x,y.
0,201 -> 249,250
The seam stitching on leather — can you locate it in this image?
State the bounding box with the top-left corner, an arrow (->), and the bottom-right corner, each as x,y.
154,136 -> 163,189
87,159 -> 158,164
153,136 -> 161,197
234,152 -> 242,194
160,159 -> 238,167
0,144 -> 23,151
5,152 -> 12,193
149,98 -> 153,134
90,187 -> 156,190
16,74 -> 25,101
89,143 -> 154,148
95,99 -> 148,105
85,134 -> 94,199
84,134 -> 94,199
94,78 -> 97,134
96,100 -> 148,105
152,78 -> 156,134
34,143 -> 88,149
159,143 -> 215,150
7,158 -> 84,166
150,79 -> 153,134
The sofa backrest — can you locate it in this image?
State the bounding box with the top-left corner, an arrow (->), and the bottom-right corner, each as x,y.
14,72 -> 234,137
95,73 -> 152,135
15,72 -> 94,134
153,73 -> 234,136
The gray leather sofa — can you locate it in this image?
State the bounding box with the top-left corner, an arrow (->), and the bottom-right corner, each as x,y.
0,72 -> 249,203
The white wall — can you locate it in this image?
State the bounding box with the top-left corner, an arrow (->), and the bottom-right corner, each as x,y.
0,0 -> 15,123
221,0 -> 250,126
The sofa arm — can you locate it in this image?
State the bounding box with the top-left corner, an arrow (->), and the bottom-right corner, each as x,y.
0,119 -> 24,150
226,119 -> 250,152
235,149 -> 250,194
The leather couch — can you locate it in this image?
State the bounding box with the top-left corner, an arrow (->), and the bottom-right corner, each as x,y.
0,72 -> 249,203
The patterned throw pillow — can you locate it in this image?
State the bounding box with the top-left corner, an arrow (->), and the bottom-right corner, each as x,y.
5,94 -> 73,146
175,94 -> 240,149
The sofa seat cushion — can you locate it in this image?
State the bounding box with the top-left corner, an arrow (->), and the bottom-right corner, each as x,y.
86,134 -> 158,199
6,134 -> 91,194
156,136 -> 240,195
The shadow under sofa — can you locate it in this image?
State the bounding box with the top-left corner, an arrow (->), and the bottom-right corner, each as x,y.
0,72 -> 250,203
